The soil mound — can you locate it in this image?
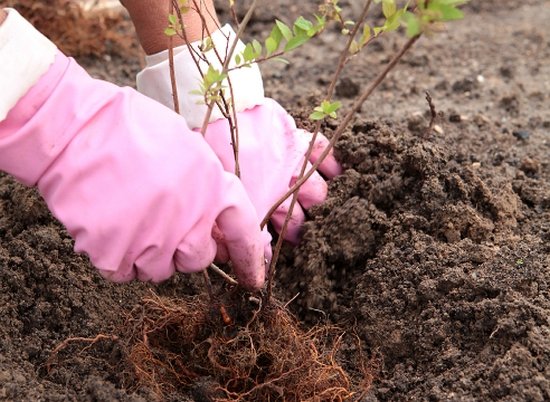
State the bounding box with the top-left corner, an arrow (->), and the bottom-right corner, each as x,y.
278,120 -> 549,400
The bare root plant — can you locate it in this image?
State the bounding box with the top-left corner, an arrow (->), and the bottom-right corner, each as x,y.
46,0 -> 467,399
120,291 -> 372,400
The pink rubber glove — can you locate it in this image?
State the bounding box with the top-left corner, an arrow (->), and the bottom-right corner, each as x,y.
137,26 -> 342,244
0,50 -> 266,289
203,100 -> 342,243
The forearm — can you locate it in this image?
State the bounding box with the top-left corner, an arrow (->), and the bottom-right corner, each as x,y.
0,9 -> 7,25
121,0 -> 220,55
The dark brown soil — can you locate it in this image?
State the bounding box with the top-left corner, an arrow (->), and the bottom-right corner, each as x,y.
1,1 -> 549,401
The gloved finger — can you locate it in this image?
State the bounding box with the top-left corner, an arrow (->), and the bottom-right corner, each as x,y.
174,229 -> 218,274
212,224 -> 230,263
216,202 -> 266,291
214,223 -> 272,270
270,197 -> 306,244
290,162 -> 328,209
261,228 -> 273,265
296,129 -> 343,179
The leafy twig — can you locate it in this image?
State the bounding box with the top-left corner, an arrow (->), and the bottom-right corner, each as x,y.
198,0 -> 259,135
265,0 -> 376,303
262,34 -> 421,230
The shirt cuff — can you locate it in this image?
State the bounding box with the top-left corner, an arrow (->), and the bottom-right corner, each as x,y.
0,9 -> 57,122
136,24 -> 265,130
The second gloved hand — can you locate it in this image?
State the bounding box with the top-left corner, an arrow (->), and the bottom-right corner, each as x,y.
137,25 -> 342,246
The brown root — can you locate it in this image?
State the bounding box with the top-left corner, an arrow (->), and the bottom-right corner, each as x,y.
120,290 -> 373,401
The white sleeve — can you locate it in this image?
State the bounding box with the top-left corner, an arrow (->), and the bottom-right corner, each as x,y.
136,24 -> 265,130
0,9 -> 57,121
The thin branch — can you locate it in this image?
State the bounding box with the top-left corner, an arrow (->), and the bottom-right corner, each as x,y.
265,0 -> 376,302
209,262 -> 238,286
199,0 -> 259,135
189,0 -> 242,176
326,0 -> 374,100
261,35 -> 421,230
202,269 -> 215,301
425,90 -> 436,136
168,1 -> 180,113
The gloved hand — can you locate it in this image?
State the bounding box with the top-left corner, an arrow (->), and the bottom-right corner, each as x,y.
0,9 -> 265,289
137,25 -> 342,245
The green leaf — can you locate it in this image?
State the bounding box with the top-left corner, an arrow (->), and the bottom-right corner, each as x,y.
383,8 -> 405,32
234,53 -> 242,65
275,20 -> 293,41
200,37 -> 213,52
252,39 -> 262,57
438,4 -> 464,20
269,24 -> 283,48
323,100 -> 342,114
349,40 -> 360,54
273,57 -> 289,64
284,34 -> 310,51
265,37 -> 278,55
178,0 -> 190,12
402,11 -> 421,37
168,14 -> 178,25
359,24 -> 371,46
293,16 -> 313,33
164,27 -> 177,37
309,111 -> 326,120
382,0 -> 397,19
243,43 -> 256,62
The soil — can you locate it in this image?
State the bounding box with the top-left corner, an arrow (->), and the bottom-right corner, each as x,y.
1,0 -> 549,401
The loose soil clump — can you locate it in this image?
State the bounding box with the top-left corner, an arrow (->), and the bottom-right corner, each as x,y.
277,118 -> 549,400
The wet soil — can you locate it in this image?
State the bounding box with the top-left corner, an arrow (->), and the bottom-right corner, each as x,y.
1,0 -> 549,401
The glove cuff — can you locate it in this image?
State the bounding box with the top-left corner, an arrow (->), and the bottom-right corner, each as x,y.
0,8 -> 57,121
137,24 -> 265,130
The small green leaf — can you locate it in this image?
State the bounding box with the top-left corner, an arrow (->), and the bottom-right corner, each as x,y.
382,0 -> 397,19
234,53 -> 242,65
273,57 -> 289,64
252,39 -> 262,57
275,20 -> 293,41
309,111 -> 326,120
438,4 -> 464,20
294,16 -> 314,33
269,24 -> 283,48
402,11 -> 421,37
168,14 -> 178,25
164,27 -> 177,36
265,37 -> 278,55
349,40 -> 360,54
200,37 -> 213,52
284,34 -> 310,51
359,24 -> 371,45
243,43 -> 256,62
323,100 -> 342,114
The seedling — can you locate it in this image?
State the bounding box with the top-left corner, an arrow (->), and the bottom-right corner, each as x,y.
41,1 -> 469,399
